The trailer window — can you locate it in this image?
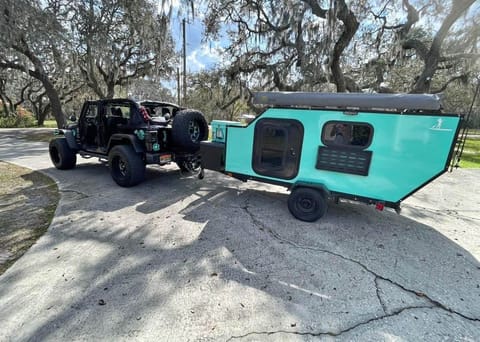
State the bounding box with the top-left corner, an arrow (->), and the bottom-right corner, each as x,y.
322,122 -> 373,149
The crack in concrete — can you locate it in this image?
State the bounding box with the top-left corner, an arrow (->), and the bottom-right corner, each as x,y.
226,306 -> 438,341
241,200 -> 480,323
374,277 -> 388,314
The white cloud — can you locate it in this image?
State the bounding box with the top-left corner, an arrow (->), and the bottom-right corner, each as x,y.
199,43 -> 223,61
186,42 -> 225,71
186,50 -> 206,70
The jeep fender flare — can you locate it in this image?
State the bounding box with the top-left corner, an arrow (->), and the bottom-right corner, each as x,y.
108,134 -> 145,153
56,129 -> 79,151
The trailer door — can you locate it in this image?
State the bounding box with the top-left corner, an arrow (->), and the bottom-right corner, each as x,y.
252,118 -> 303,180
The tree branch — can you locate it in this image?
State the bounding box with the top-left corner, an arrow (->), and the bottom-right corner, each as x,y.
431,74 -> 469,93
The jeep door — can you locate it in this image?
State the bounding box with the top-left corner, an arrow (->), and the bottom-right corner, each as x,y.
78,102 -> 100,148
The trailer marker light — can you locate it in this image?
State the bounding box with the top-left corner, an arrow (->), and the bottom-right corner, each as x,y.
375,202 -> 385,211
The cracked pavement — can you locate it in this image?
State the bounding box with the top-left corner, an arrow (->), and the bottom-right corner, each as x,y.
0,128 -> 479,341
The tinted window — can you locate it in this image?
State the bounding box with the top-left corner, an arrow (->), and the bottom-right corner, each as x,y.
322,121 -> 373,149
259,126 -> 287,168
105,104 -> 132,119
85,104 -> 97,118
253,118 -> 303,180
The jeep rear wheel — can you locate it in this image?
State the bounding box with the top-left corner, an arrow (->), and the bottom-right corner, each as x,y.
49,138 -> 77,170
108,145 -> 145,187
171,110 -> 209,152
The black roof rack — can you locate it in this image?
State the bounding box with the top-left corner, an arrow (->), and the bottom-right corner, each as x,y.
252,92 -> 443,112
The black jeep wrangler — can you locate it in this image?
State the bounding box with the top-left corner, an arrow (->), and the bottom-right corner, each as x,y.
49,99 -> 209,187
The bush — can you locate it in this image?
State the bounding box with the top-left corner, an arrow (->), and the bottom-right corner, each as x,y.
0,110 -> 37,128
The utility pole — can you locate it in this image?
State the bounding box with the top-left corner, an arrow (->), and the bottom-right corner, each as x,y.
177,67 -> 181,105
182,18 -> 187,106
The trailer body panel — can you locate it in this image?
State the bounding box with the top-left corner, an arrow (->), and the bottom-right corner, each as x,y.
224,108 -> 460,203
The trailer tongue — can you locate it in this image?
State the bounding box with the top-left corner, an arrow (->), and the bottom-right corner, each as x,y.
200,92 -> 463,222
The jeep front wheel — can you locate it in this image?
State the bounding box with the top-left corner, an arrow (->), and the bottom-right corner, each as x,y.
108,145 -> 145,187
49,138 -> 77,170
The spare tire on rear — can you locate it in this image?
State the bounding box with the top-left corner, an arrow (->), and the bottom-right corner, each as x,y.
171,109 -> 209,152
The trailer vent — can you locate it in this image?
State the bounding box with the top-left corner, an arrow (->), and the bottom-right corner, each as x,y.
316,146 -> 372,176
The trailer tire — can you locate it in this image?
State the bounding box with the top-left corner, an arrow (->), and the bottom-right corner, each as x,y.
49,138 -> 77,170
172,110 -> 208,152
108,145 -> 145,187
288,187 -> 327,222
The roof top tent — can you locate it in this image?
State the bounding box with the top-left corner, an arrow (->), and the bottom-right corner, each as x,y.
199,92 -> 463,222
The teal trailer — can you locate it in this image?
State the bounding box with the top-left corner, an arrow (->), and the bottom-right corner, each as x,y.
199,92 -> 463,221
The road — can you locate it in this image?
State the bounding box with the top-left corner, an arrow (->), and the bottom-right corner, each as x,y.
0,128 -> 479,341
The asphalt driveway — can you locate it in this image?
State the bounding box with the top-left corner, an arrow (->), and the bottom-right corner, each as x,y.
0,129 -> 479,341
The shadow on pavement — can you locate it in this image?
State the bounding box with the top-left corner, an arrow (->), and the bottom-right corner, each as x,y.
1,165 -> 479,340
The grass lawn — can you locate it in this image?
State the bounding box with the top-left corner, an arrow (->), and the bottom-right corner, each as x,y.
0,162 -> 59,275
459,136 -> 480,168
41,120 -> 58,128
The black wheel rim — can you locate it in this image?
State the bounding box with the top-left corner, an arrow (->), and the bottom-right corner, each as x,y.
188,120 -> 200,142
114,156 -> 128,177
296,195 -> 317,214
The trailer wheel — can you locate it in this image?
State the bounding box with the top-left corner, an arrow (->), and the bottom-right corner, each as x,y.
108,145 -> 145,187
288,187 -> 327,222
49,138 -> 77,170
172,109 -> 209,152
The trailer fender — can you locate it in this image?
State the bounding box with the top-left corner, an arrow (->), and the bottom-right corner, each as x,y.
290,182 -> 330,199
108,134 -> 145,153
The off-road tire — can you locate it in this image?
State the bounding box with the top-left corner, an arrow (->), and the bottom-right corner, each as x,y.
49,138 -> 77,170
288,187 -> 327,222
108,145 -> 145,187
171,109 -> 209,152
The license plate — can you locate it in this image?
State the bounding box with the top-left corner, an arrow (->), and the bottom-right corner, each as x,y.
160,154 -> 171,163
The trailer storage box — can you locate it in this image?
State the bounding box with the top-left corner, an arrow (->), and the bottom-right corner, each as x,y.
200,141 -> 226,172
211,120 -> 244,143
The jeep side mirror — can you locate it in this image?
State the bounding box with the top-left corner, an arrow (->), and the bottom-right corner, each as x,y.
69,115 -> 77,122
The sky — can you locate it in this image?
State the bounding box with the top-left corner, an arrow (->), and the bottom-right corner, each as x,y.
166,1 -> 226,73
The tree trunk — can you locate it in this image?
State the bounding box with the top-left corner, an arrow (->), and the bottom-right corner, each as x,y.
411,0 -> 476,93
0,93 -> 10,116
41,78 -> 66,128
330,0 -> 359,93
106,82 -> 115,99
37,110 -> 47,126
37,116 -> 45,127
